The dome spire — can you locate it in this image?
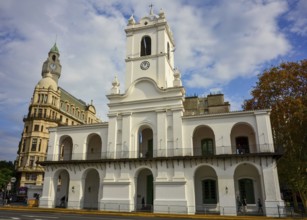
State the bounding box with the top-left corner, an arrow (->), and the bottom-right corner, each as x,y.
49,43 -> 59,54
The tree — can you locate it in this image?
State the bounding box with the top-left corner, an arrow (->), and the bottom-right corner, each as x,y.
242,60 -> 307,211
0,161 -> 15,192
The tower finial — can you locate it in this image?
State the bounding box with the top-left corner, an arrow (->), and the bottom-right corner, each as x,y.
149,3 -> 154,15
128,14 -> 135,25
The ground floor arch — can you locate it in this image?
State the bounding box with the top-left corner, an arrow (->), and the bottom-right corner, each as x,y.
54,169 -> 70,208
234,163 -> 263,214
82,169 -> 100,209
136,168 -> 154,211
194,165 -> 219,213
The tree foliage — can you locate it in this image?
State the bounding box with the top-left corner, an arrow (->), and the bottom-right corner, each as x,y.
0,161 -> 15,190
243,60 -> 307,210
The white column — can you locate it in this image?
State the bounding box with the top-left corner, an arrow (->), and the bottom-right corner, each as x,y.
67,178 -> 83,209
156,110 -> 166,157
100,164 -> 127,210
39,171 -> 54,208
262,159 -> 284,217
107,114 -> 117,158
185,166 -> 196,214
217,174 -> 237,216
122,113 -> 132,158
172,109 -> 183,156
255,112 -> 275,152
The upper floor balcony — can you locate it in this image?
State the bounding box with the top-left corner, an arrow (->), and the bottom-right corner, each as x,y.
17,164 -> 45,172
44,144 -> 281,163
43,116 -> 281,164
23,113 -> 67,126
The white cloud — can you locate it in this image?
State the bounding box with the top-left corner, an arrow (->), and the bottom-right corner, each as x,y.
225,95 -> 244,112
287,0 -> 307,36
180,0 -> 290,89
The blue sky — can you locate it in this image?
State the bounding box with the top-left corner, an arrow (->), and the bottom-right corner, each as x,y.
0,0 -> 306,161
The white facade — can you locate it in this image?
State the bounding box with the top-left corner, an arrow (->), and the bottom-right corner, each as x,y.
39,9 -> 283,216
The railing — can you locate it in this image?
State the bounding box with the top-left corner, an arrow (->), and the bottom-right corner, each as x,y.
45,144 -> 280,162
278,205 -> 306,218
23,114 -> 63,124
38,199 -> 306,217
17,165 -> 44,172
231,143 -> 278,154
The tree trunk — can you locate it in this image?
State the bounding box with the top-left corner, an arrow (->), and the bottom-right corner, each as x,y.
299,190 -> 307,213
292,191 -> 299,211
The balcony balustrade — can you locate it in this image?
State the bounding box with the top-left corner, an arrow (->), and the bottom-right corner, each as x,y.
45,144 -> 280,162
23,114 -> 63,124
17,164 -> 45,172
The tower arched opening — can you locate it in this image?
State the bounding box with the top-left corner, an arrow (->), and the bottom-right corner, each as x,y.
138,126 -> 153,158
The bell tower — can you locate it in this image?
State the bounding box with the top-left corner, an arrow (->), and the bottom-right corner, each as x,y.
124,7 -> 177,90
41,43 -> 62,83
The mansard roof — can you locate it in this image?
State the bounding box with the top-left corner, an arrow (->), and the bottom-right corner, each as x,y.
59,87 -> 88,110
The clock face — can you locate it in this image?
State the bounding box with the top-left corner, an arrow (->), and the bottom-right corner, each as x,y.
50,63 -> 56,70
140,61 -> 150,70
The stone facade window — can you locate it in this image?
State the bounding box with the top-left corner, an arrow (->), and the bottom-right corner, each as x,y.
31,138 -> 37,151
29,156 -> 35,167
26,173 -> 37,181
34,125 -> 40,131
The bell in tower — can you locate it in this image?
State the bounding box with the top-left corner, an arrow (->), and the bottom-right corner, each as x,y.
41,43 -> 62,83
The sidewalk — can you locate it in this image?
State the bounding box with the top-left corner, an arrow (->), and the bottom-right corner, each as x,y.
0,204 -> 306,220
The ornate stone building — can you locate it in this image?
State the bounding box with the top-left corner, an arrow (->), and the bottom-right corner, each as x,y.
16,44 -> 100,187
39,9 -> 283,217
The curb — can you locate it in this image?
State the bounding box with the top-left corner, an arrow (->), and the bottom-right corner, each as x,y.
0,205 -> 304,220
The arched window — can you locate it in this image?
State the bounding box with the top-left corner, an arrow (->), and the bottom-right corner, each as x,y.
238,178 -> 255,204
201,138 -> 214,156
202,179 -> 217,204
140,36 -> 151,56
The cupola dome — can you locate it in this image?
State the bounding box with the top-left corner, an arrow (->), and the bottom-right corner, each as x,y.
37,72 -> 57,90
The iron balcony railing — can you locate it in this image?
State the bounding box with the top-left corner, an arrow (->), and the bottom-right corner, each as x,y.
45,144 -> 281,162
23,114 -> 64,124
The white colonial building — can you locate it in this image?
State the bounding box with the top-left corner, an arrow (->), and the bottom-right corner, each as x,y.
39,8 -> 283,216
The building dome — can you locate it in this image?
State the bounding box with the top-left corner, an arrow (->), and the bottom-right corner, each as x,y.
37,72 -> 57,90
